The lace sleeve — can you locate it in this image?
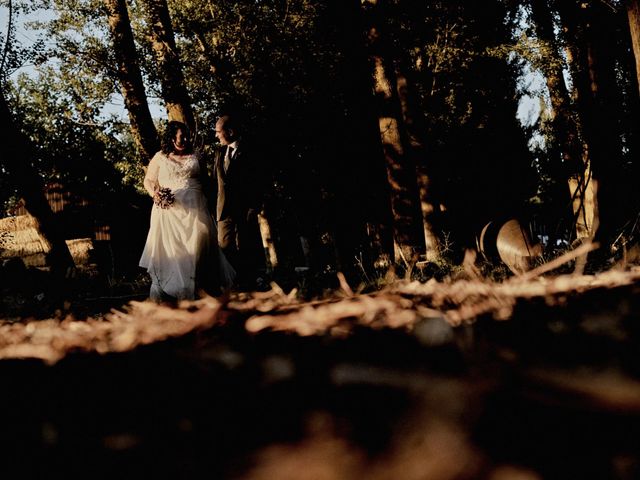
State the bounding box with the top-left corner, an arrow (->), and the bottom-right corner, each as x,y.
143,152 -> 162,196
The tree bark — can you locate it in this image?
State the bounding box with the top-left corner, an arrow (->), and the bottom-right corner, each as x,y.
362,0 -> 424,265
104,0 -> 159,165
627,0 -> 640,96
581,3 -> 625,248
140,0 -> 195,132
531,0 -> 582,169
0,91 -> 75,275
395,66 -> 442,262
557,1 -> 626,250
530,0 -> 583,238
311,0 -> 395,273
555,0 -> 600,243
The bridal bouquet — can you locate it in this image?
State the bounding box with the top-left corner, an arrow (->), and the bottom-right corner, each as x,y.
153,186 -> 175,209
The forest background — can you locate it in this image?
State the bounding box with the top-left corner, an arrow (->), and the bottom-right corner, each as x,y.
1,0 -> 640,295
3,3 -> 640,476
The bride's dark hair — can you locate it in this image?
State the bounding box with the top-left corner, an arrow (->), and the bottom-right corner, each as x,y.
161,121 -> 193,154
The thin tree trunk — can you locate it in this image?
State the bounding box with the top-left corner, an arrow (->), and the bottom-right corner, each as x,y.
531,0 -> 582,168
104,0 -> 159,164
581,3 -> 625,247
530,0 -> 582,239
627,0 -> 640,96
0,92 -> 75,275
140,0 -> 195,132
555,0 -> 599,243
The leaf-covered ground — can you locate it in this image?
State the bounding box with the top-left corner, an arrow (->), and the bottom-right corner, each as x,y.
2,268 -> 640,479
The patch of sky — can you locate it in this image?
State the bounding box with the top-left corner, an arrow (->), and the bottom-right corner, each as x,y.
510,3 -> 551,155
0,3 -> 164,122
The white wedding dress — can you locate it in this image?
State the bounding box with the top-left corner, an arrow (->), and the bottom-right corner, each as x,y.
139,151 -> 235,300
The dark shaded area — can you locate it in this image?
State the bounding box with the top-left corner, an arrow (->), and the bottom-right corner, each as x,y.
2,284 -> 640,479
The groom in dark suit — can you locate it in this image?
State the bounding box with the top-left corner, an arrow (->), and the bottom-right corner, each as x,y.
213,114 -> 264,288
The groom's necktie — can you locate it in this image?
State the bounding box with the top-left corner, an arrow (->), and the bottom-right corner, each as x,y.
224,147 -> 234,172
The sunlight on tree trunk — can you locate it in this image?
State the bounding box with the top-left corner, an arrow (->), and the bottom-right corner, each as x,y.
556,1 -> 626,248
104,0 -> 159,164
627,0 -> 640,96
395,70 -> 442,262
258,212 -> 278,273
581,4 -> 625,249
362,0 -> 425,266
568,161 -> 598,241
373,56 -> 424,264
140,0 -> 195,132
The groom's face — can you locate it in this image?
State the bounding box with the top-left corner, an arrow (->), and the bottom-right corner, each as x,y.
215,120 -> 234,146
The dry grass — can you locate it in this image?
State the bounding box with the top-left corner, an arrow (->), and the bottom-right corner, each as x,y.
0,297 -> 222,364
0,214 -> 94,266
2,263 -> 640,364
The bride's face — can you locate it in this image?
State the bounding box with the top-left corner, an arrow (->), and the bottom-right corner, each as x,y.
173,129 -> 187,152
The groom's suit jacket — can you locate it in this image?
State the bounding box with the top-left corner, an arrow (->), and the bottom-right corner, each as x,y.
213,142 -> 260,223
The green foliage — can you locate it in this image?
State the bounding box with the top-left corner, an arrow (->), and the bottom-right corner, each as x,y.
164,0 -> 333,140
0,0 -> 152,209
2,0 -> 636,279
1,73 -> 142,209
374,1 -> 538,248
0,1 -> 50,79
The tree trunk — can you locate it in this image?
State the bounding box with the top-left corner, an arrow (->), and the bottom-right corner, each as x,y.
530,0 -> 583,239
104,0 -> 159,165
581,3 -> 625,248
363,0 -> 424,265
373,56 -> 424,264
531,0 -> 582,168
140,0 -> 195,132
627,0 -> 640,96
557,1 -> 626,252
555,0 -> 600,243
0,91 -> 75,275
395,66 -> 442,262
323,0 -> 395,272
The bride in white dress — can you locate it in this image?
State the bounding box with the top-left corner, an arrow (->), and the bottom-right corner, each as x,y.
139,121 -> 234,300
